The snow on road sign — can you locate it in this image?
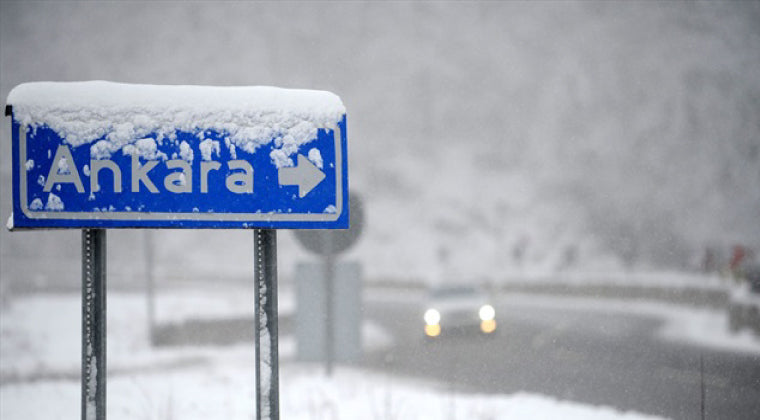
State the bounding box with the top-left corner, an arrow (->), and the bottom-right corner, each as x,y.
6,81 -> 348,229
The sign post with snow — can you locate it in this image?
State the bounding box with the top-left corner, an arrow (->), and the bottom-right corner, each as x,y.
6,81 -> 348,230
6,81 -> 348,420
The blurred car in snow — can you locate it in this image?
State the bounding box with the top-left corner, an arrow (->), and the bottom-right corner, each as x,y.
728,265 -> 760,335
422,284 -> 496,338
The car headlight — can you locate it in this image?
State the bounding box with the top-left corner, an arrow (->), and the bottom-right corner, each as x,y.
424,308 -> 441,325
479,304 -> 495,321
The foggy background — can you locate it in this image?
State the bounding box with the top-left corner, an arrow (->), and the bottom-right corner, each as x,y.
1,1 -> 759,290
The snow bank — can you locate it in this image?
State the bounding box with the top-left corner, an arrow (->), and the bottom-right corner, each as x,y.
1,366 -> 668,420
7,81 -> 345,164
282,369 -> 666,420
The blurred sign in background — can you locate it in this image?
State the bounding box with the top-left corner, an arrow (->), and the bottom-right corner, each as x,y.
1,2 -> 759,289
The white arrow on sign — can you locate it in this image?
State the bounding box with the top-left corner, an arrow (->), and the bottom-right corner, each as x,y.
278,154 -> 326,198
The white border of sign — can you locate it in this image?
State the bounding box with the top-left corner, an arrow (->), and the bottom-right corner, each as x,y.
17,123 -> 344,223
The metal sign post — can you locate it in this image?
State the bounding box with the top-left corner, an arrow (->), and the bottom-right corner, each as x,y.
254,229 -> 279,420
324,235 -> 336,376
82,229 -> 107,420
143,230 -> 157,344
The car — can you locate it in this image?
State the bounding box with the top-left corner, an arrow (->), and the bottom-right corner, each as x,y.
422,284 -> 497,338
728,265 -> 760,335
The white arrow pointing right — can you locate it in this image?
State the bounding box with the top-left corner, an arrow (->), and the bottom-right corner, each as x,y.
278,154 -> 326,198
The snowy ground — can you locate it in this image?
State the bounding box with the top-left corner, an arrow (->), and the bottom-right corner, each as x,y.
501,293 -> 760,355
1,289 -> 670,420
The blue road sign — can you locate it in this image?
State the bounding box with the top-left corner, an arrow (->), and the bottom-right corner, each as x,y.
6,82 -> 348,229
